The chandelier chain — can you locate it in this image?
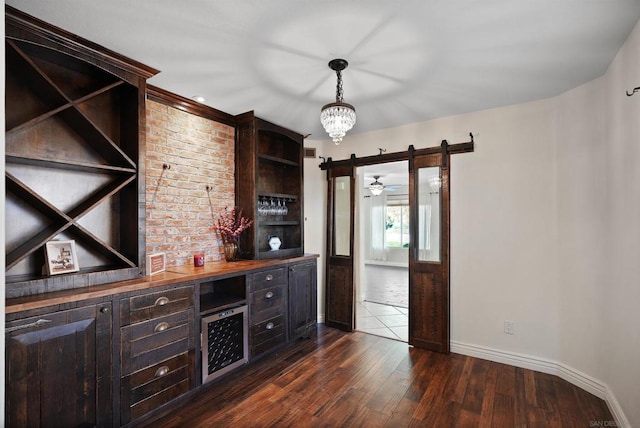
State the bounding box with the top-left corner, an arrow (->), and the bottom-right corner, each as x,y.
336,70 -> 344,103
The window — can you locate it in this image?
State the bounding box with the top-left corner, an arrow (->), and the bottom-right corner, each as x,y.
385,203 -> 410,248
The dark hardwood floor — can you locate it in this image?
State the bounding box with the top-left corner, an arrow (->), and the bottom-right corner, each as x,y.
135,325 -> 614,427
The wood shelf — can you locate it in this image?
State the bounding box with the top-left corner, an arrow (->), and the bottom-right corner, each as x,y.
258,154 -> 299,167
199,274 -> 247,315
200,296 -> 247,315
6,155 -> 137,174
258,192 -> 298,200
5,7 -> 158,297
259,221 -> 300,226
258,247 -> 304,260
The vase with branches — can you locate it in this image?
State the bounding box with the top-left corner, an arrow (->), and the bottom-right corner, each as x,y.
214,206 -> 253,261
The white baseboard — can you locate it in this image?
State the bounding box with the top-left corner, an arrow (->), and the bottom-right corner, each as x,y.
450,341 -> 629,427
605,388 -> 630,428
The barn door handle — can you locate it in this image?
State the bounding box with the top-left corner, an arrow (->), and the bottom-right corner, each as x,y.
6,318 -> 52,333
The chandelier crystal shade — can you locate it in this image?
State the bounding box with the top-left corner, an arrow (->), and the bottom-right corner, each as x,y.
321,59 -> 356,145
369,176 -> 385,196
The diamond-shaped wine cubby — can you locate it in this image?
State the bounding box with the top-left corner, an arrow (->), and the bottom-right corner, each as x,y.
5,7 -> 159,297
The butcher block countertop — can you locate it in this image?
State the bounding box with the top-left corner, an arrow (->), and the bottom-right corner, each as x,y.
6,254 -> 319,314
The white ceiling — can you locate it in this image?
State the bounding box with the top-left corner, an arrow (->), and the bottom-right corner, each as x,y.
361,161 -> 409,188
8,1 -> 640,140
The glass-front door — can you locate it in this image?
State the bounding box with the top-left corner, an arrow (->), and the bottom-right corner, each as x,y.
409,153 -> 450,352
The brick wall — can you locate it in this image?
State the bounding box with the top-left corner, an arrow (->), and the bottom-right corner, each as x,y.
145,100 -> 235,266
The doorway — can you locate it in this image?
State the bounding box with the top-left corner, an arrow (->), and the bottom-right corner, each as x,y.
324,141 -> 460,352
355,161 -> 409,342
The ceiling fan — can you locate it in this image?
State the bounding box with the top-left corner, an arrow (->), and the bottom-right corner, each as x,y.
366,175 -> 403,195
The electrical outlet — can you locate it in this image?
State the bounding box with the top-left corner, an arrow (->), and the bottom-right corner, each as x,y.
504,320 -> 515,335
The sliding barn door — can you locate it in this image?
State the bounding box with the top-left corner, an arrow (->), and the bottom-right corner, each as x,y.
324,165 -> 355,331
408,149 -> 450,352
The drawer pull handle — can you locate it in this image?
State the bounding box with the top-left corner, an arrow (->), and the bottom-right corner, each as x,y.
6,318 -> 52,333
266,322 -> 274,330
100,307 -> 110,314
155,366 -> 170,377
265,291 -> 274,299
154,297 -> 170,306
155,322 -> 169,332
265,274 -> 273,281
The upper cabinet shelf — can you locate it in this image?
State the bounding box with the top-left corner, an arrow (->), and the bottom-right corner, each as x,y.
258,154 -> 299,167
5,6 -> 159,297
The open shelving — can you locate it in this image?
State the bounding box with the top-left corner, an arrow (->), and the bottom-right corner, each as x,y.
235,112 -> 304,260
199,276 -> 247,315
5,7 -> 158,297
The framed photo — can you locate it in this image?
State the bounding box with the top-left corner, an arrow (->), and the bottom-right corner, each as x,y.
45,240 -> 79,275
146,252 -> 166,276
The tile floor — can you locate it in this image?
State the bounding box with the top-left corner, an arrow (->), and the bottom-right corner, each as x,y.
355,301 -> 408,342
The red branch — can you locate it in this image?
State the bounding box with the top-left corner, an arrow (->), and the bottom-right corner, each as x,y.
214,206 -> 253,244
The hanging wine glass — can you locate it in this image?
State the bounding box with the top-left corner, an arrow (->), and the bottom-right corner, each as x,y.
257,197 -> 264,216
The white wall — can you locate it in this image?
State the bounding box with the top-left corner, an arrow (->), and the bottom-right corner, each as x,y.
554,18 -> 640,426
602,19 -> 640,425
303,140 -> 327,321
313,97 -> 560,359
306,18 -> 640,427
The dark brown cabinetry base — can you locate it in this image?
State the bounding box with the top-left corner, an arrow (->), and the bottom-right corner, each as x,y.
5,299 -> 113,427
288,261 -> 318,340
119,284 -> 197,425
6,256 -> 317,427
248,267 -> 288,358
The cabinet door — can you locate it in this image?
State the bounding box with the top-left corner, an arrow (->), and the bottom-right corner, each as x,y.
5,302 -> 112,428
288,261 -> 318,339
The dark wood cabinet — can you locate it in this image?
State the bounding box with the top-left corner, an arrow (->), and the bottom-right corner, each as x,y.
4,6 -> 157,298
288,260 -> 318,340
247,267 -> 288,357
5,257 -> 317,426
235,112 -> 304,260
5,300 -> 113,427
119,283 -> 196,425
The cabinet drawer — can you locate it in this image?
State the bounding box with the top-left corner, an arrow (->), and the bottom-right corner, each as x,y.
124,310 -> 191,342
250,285 -> 286,323
250,315 -> 286,356
120,286 -> 193,326
250,268 -> 286,292
121,353 -> 192,424
121,310 -> 194,374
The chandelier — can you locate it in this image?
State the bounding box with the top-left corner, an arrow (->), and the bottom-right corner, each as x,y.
320,59 -> 356,145
427,176 -> 442,194
369,176 -> 385,196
